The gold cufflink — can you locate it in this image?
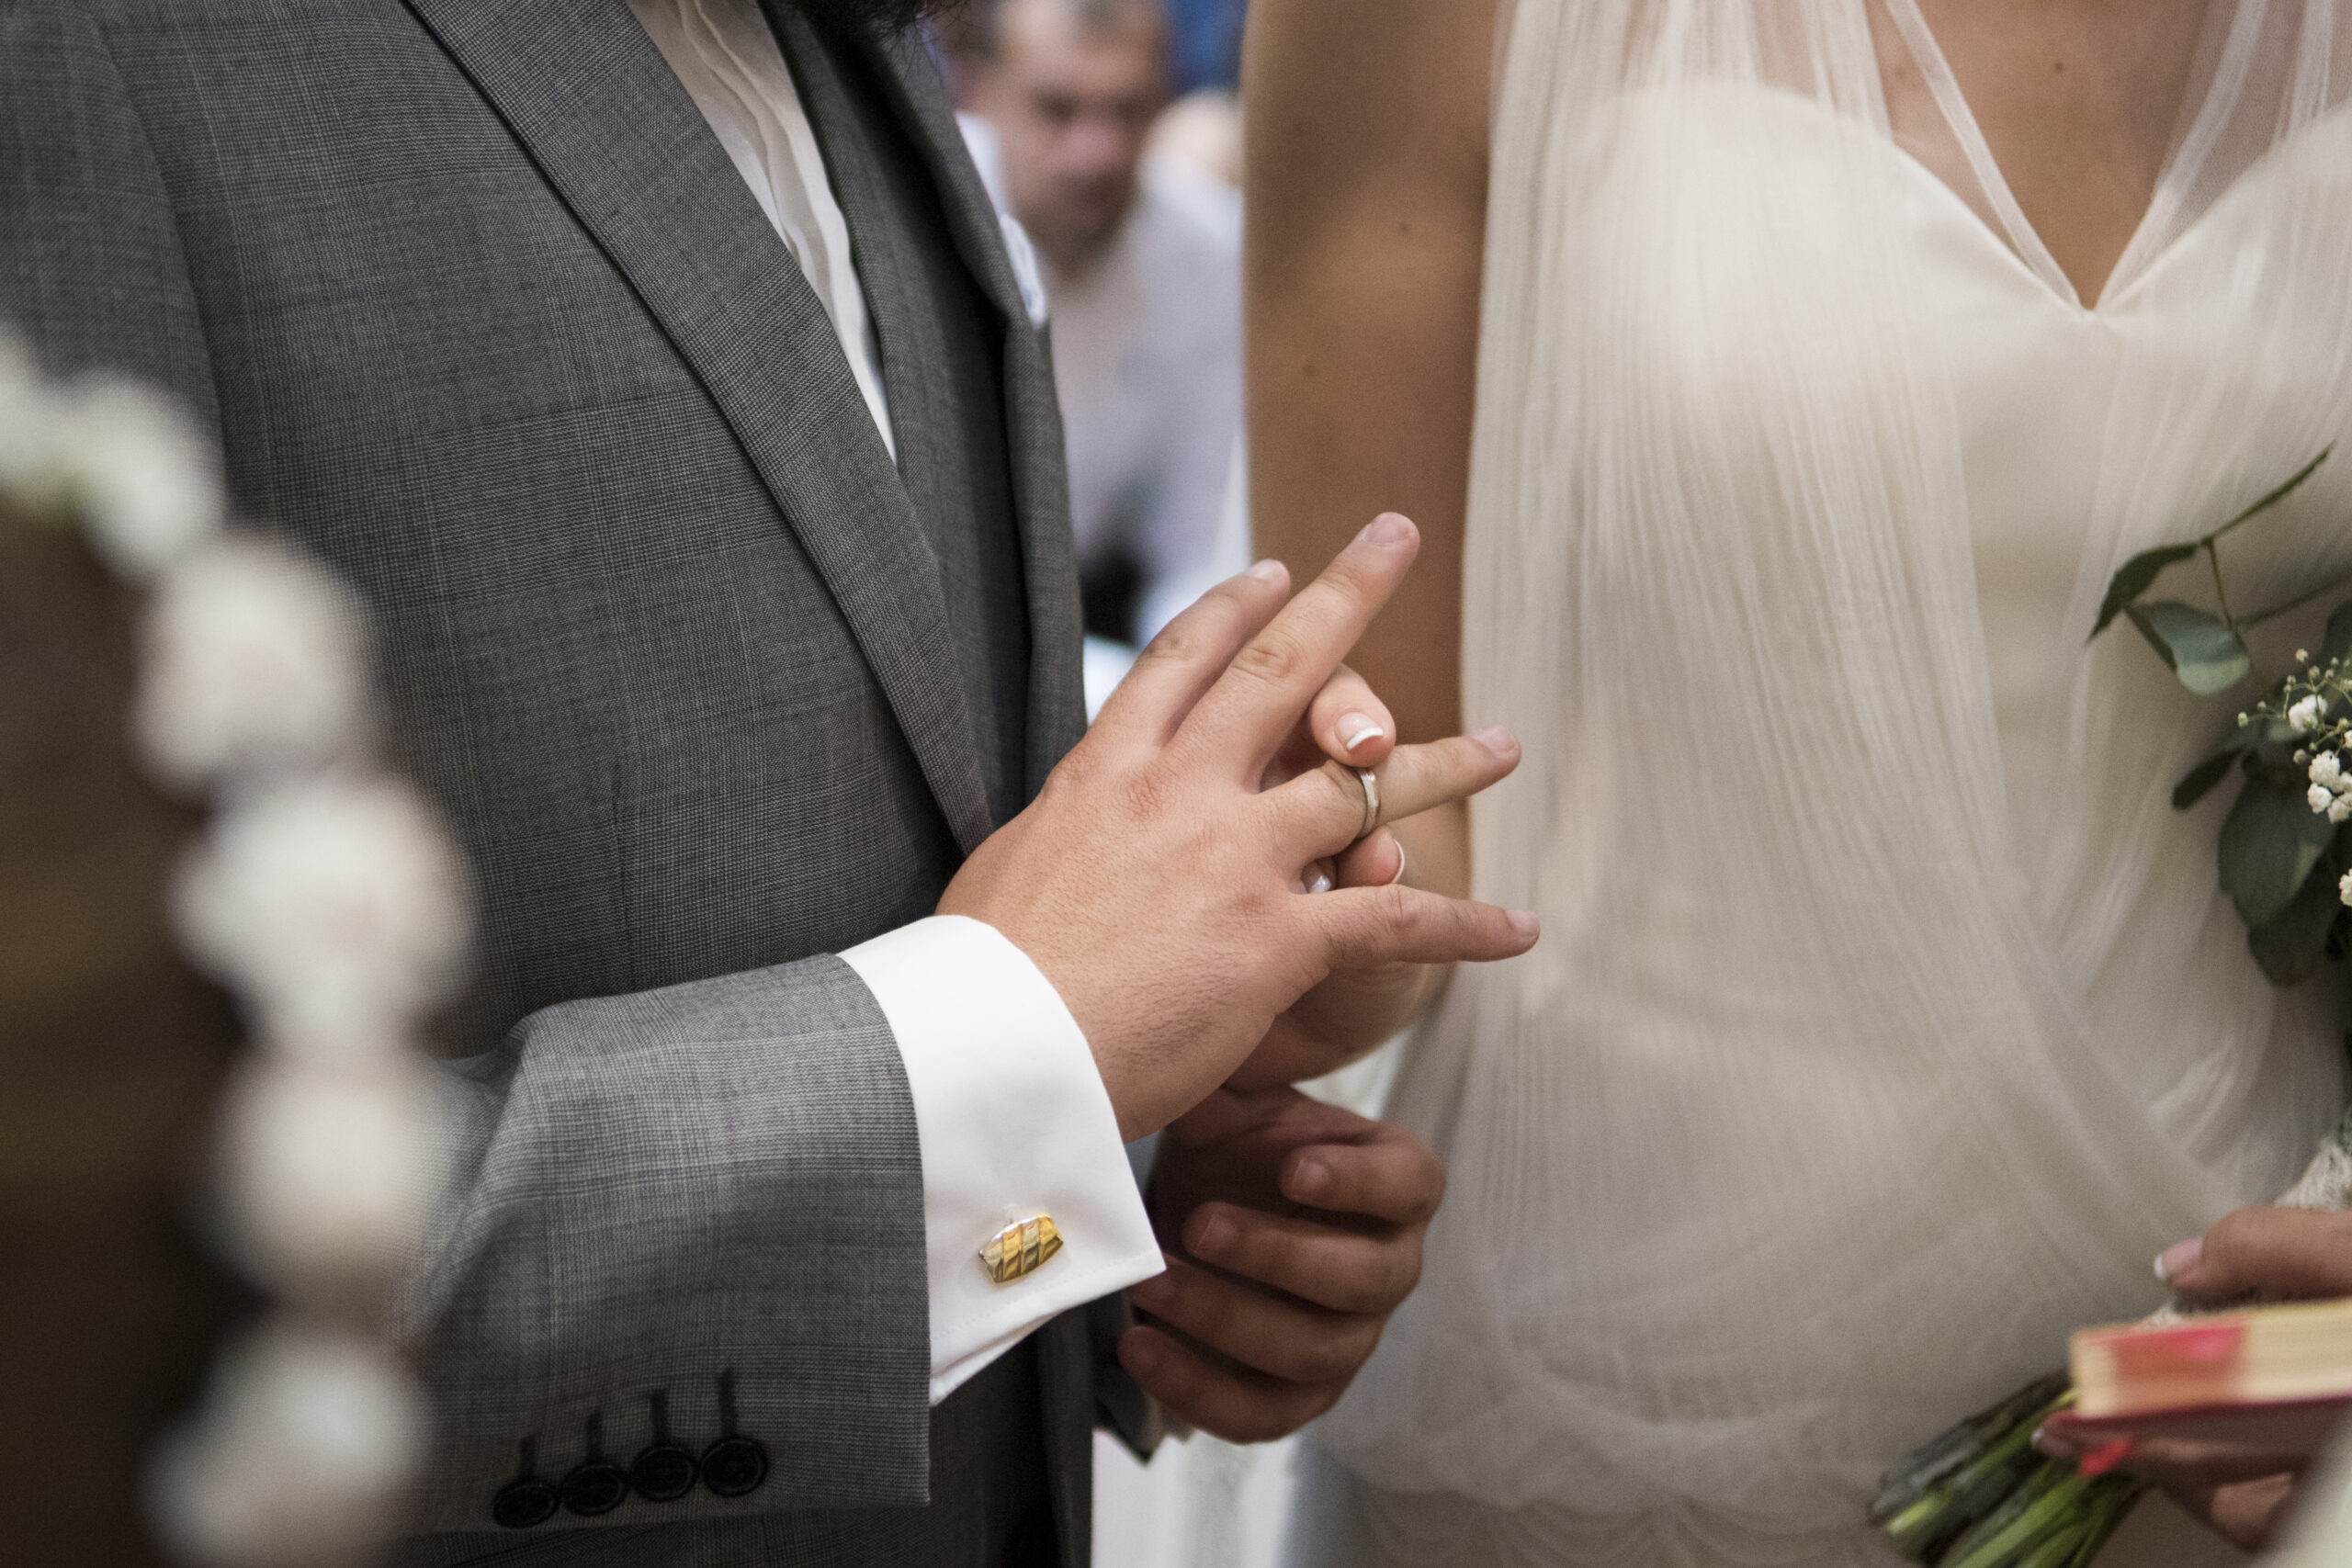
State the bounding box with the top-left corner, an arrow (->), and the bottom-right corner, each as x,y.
979,1215 -> 1062,1284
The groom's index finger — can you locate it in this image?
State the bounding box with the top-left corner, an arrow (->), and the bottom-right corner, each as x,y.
1089,558 -> 1290,748
1177,513 -> 1419,773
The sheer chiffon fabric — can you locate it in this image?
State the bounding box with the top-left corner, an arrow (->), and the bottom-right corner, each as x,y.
1306,3 -> 2352,1563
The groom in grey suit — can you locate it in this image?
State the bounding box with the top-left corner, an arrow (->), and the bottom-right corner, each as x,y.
2,0 -> 1534,1562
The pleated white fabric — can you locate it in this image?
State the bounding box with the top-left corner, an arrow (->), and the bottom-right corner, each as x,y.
1304,3 -> 2352,1563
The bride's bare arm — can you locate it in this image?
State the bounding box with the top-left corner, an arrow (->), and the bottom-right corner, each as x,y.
1245,0 -> 1497,905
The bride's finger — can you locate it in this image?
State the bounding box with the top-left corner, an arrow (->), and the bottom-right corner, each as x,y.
1292,829 -> 1401,897
1265,728 -> 1520,860
1305,663 -> 1396,772
1331,827 -> 1405,889
1116,1324 -> 1337,1445
1260,662 -> 1394,791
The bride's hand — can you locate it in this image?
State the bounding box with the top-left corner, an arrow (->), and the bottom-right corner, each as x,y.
2038,1206 -> 2352,1551
1225,671 -> 1504,1088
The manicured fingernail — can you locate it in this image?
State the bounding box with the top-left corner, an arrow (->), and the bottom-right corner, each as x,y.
1359,513 -> 1414,548
1473,725 -> 1518,756
1509,910 -> 1540,941
1388,841 -> 1408,886
1192,1210 -> 1237,1258
1130,1272 -> 1174,1310
1290,1158 -> 1332,1201
1339,714 -> 1385,752
2155,1236 -> 2201,1283
1307,871 -> 1333,895
1247,558 -> 1286,583
2030,1424 -> 2077,1458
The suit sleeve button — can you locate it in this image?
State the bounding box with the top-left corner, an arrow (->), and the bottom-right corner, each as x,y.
492,1478 -> 559,1529
699,1435 -> 768,1497
629,1443 -> 699,1502
559,1459 -> 631,1516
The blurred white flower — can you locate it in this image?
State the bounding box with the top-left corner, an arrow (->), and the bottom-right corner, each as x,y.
136,537 -> 368,789
2311,784 -> 2336,814
2340,868 -> 2352,908
2290,694 -> 2330,735
149,1320 -> 422,1568
10,375 -> 222,575
2312,753 -> 2348,792
175,775 -> 470,1060
2329,797 -> 2350,826
216,1058 -> 443,1293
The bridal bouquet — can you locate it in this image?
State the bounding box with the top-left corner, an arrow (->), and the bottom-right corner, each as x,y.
1873,450 -> 2352,1568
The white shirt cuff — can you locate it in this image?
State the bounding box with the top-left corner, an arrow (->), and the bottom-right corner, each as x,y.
841,915 -> 1164,1403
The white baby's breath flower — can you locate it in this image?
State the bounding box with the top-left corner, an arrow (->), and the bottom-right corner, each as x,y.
175,776 -> 469,1060
21,377 -> 223,576
2290,694 -> 2330,735
2311,784 -> 2335,815
2340,868 -> 2352,908
2329,798 -> 2351,826
136,538 -> 368,789
216,1059 -> 443,1292
2312,753 -> 2347,792
148,1320 -> 421,1568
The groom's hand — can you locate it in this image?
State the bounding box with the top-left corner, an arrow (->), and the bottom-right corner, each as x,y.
938,513 -> 1537,1140
1120,1086 -> 1440,1441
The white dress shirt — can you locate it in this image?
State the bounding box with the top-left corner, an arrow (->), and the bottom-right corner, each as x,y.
625,0 -> 1162,1403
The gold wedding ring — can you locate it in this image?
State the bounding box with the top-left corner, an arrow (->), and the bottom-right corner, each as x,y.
1354,766 -> 1380,842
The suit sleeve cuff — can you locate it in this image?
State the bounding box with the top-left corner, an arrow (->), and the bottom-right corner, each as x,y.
840,914 -> 1163,1403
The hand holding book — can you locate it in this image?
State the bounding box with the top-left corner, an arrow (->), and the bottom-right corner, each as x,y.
2033,1207 -> 2352,1552
1873,455 -> 2352,1567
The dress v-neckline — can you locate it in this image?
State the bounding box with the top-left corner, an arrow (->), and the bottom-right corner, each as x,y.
1879,0 -> 2248,315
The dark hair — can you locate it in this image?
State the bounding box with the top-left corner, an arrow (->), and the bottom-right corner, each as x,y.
790,0 -> 968,39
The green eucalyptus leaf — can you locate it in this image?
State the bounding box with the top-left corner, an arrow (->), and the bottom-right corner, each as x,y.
2322,599 -> 2352,667
2220,766 -> 2338,927
2208,446 -> 2333,543
2125,602 -> 2251,694
2091,544 -> 2199,640
2248,859 -> 2342,987
2172,747 -> 2247,810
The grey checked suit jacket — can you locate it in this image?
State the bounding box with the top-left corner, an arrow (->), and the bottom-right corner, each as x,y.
1,2 -> 1140,1562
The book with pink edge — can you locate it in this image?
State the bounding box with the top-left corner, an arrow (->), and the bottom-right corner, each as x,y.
2041,1298 -> 2352,1464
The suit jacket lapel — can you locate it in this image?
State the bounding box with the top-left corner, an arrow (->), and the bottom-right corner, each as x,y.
400,0 -> 998,854
820,17 -> 1092,792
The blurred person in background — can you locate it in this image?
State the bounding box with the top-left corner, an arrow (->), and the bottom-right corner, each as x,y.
960,0 -> 1244,707
1154,0 -> 1244,188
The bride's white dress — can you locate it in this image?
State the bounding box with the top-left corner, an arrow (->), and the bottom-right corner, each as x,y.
1296,2 -> 2352,1564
